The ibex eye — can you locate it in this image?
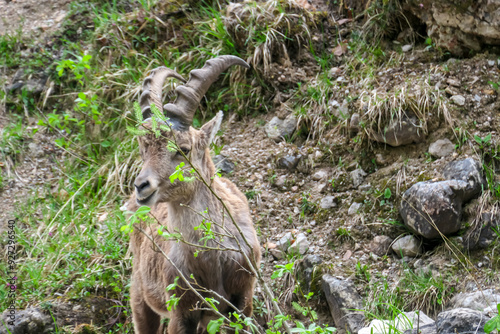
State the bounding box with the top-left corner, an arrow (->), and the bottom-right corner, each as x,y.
178,148 -> 190,156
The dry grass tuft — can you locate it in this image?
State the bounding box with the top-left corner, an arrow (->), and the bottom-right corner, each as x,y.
223,0 -> 314,74
359,78 -> 452,141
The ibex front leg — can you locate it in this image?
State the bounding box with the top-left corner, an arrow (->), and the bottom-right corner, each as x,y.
168,309 -> 201,334
130,283 -> 161,334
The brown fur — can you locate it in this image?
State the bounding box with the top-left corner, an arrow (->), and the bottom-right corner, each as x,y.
126,115 -> 261,334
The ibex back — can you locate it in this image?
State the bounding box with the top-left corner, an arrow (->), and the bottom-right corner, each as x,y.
125,56 -> 261,333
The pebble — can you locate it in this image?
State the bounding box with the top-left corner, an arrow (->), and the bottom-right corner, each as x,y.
348,202 -> 362,215
401,44 -> 412,52
451,95 -> 465,106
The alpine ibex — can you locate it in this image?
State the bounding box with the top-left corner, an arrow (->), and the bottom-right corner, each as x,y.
125,56 -> 261,334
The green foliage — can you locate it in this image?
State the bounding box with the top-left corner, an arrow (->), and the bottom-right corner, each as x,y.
300,192 -> 317,217
475,133 -> 492,149
207,317 -> 224,334
0,116 -> 26,161
484,304 -> 500,333
169,162 -> 195,183
56,54 -> 92,84
121,205 -> 151,233
271,262 -> 294,279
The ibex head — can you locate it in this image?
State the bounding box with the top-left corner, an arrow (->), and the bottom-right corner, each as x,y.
134,56 -> 249,206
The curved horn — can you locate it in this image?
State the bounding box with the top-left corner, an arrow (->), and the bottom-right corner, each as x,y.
140,67 -> 186,119
164,55 -> 250,131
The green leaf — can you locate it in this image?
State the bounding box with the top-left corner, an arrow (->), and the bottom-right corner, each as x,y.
484,133 -> 492,143
136,206 -> 151,215
133,101 -> 143,122
384,188 -> 392,199
151,103 -> 166,123
207,318 -> 224,334
484,317 -> 496,333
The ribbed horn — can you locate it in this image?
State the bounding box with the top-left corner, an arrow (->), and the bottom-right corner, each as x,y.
164,55 -> 250,131
140,67 -> 186,120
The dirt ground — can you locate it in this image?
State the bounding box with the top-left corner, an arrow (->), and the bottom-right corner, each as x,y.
0,0 -> 71,37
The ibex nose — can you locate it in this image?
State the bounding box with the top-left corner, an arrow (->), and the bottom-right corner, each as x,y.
134,167 -> 158,205
135,179 -> 150,192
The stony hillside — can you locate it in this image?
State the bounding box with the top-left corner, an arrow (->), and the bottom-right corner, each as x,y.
0,0 -> 499,333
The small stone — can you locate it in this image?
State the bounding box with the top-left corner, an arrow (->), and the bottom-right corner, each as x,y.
313,183 -> 328,194
375,154 -> 386,165
338,100 -> 349,119
265,114 -> 297,142
328,67 -> 341,78
348,202 -> 362,215
291,186 -> 298,192
402,44 -> 413,52
368,235 -> 394,256
275,175 -> 287,188
488,60 -> 496,67
277,155 -> 302,170
320,196 -> 337,209
392,235 -> 422,257
312,169 -> 329,181
289,233 -> 309,255
342,250 -> 352,260
446,78 -> 460,87
350,113 -> 360,132
451,95 -> 465,106
270,248 -> 285,260
276,232 -> 293,251
350,168 -> 367,188
428,138 -> 455,158
28,142 -> 44,158
266,242 -> 277,249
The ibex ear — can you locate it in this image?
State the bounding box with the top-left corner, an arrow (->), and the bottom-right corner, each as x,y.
200,111 -> 223,148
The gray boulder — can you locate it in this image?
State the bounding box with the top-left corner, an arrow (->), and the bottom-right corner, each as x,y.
265,114 -> 297,142
404,323 -> 437,334
0,307 -> 53,334
463,212 -> 500,250
442,158 -> 486,201
436,308 -> 490,334
322,275 -> 365,333
406,1 -> 500,56
369,114 -> 425,147
296,255 -> 323,292
212,155 -> 235,174
428,139 -> 455,158
400,180 -> 470,239
451,289 -> 500,312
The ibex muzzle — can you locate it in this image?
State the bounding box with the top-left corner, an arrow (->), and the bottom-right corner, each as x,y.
127,55 -> 260,334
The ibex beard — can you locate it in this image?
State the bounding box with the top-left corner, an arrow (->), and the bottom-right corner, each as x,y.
125,56 -> 261,334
